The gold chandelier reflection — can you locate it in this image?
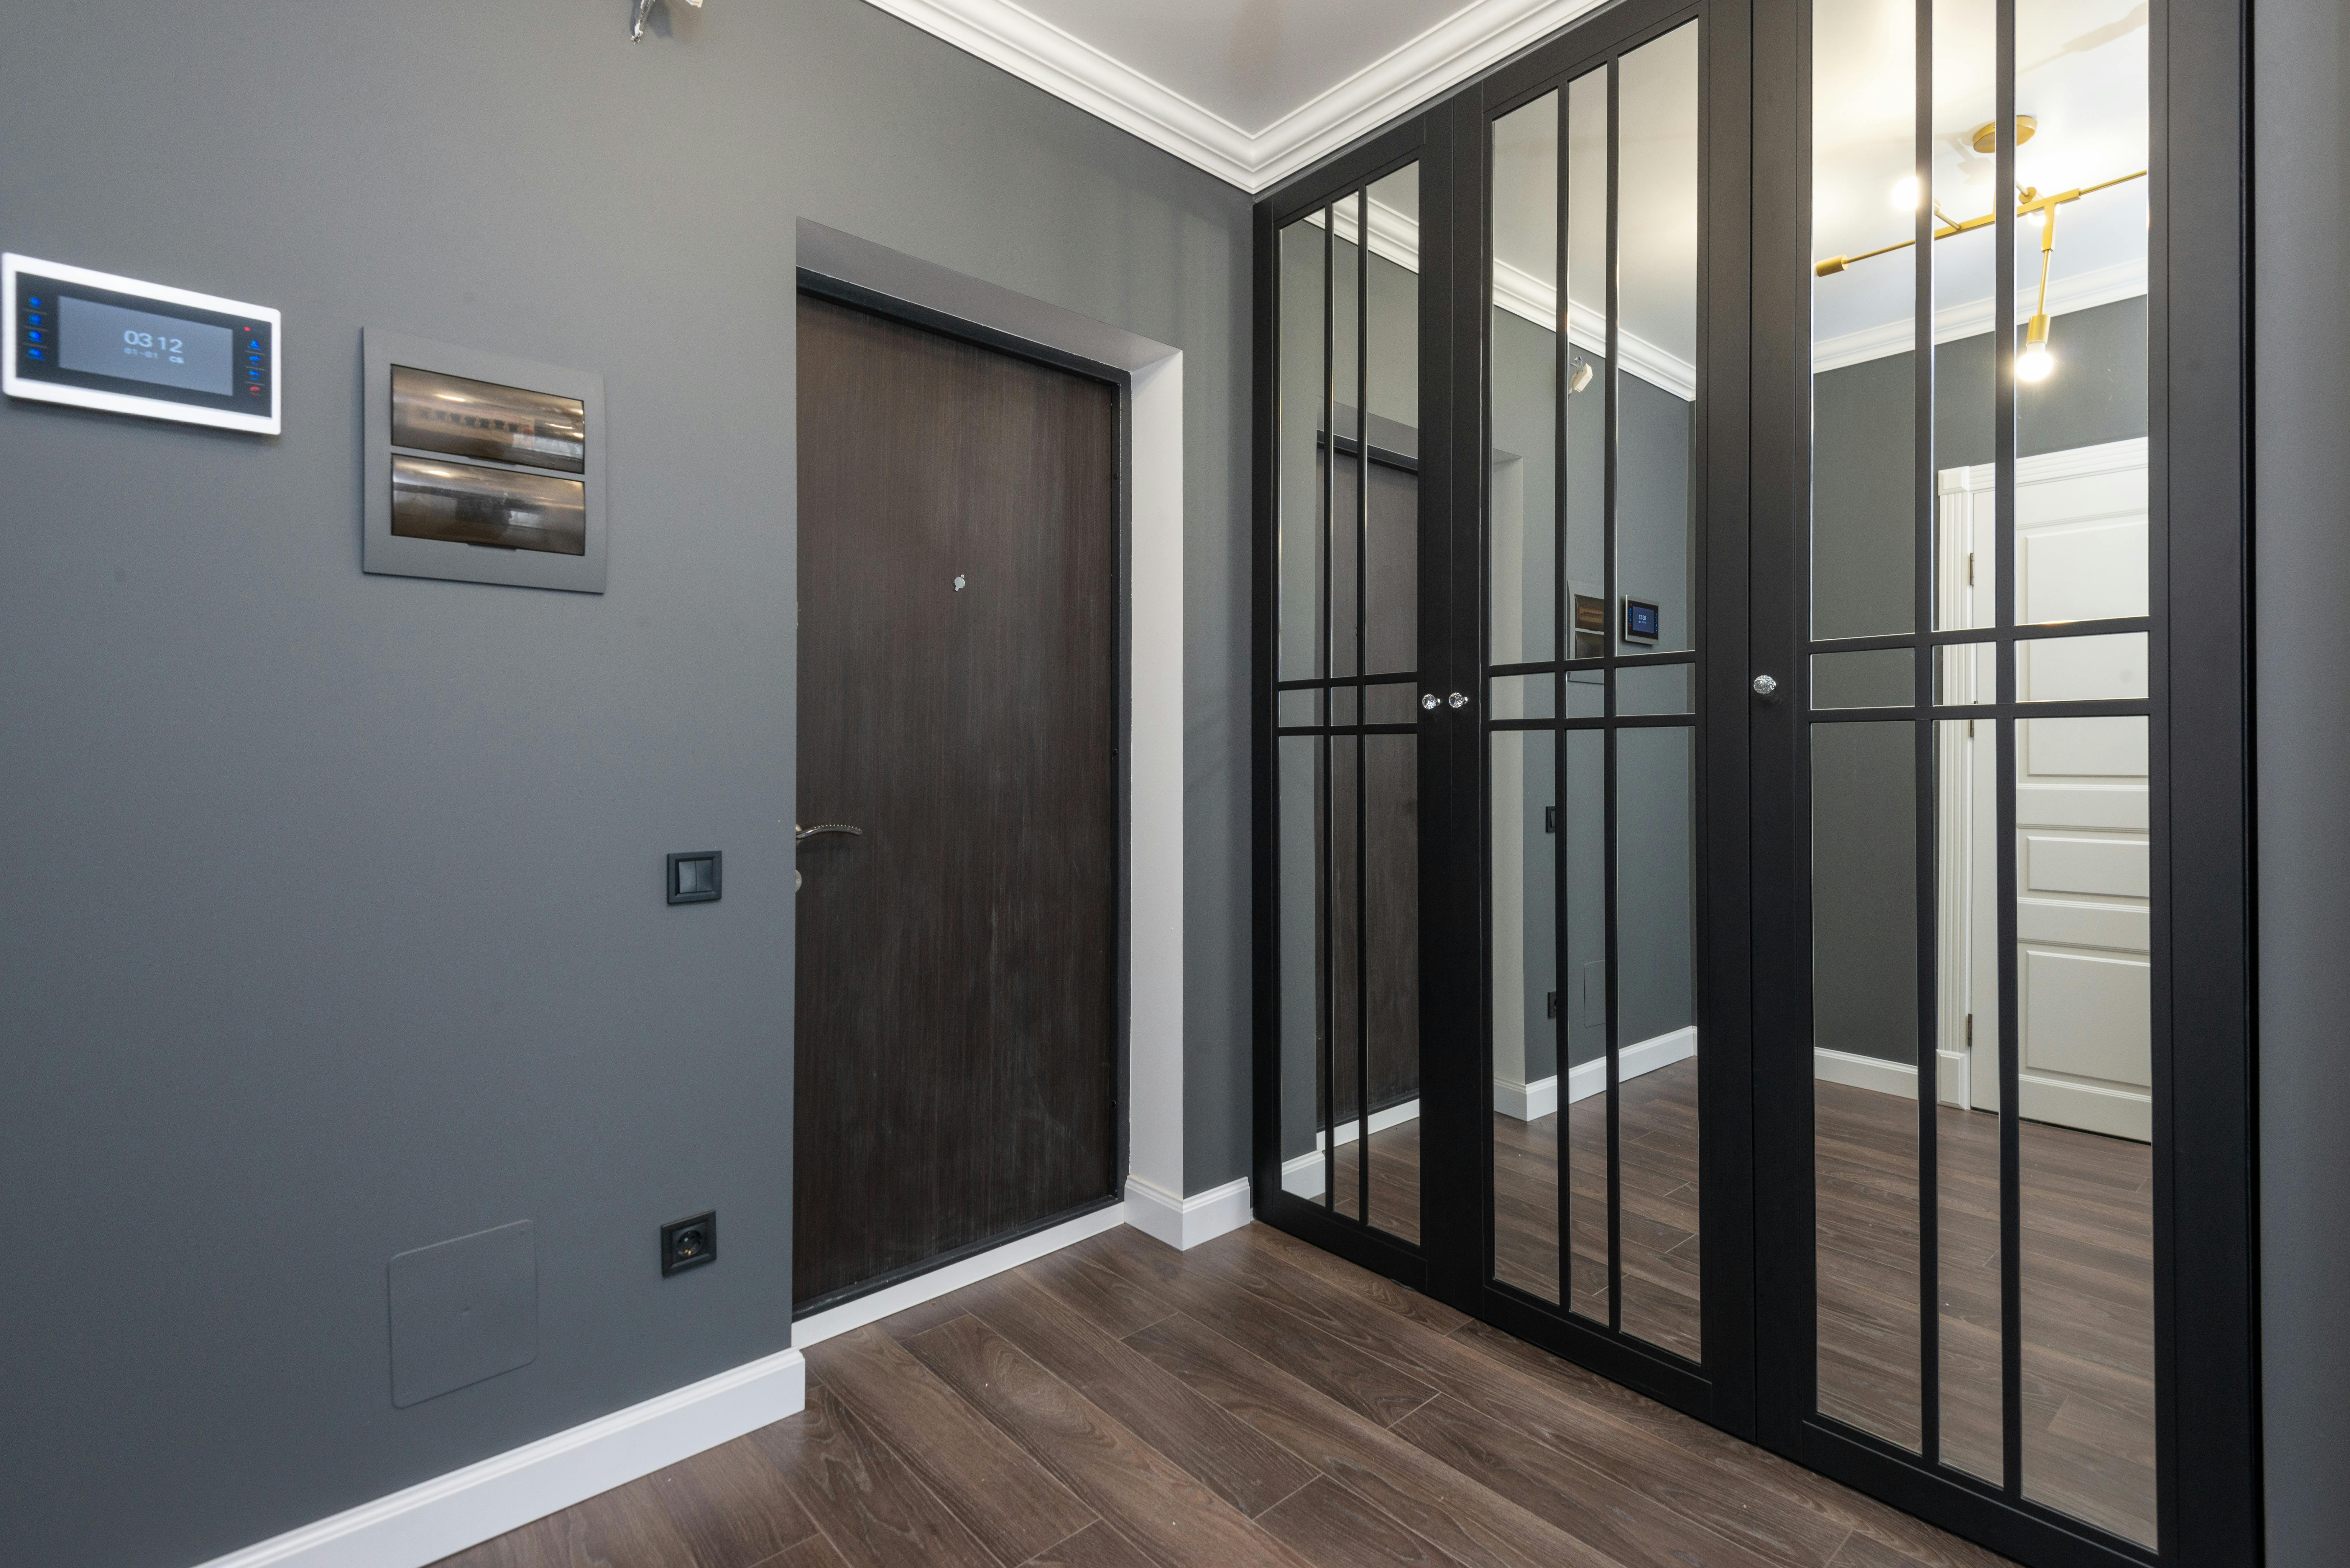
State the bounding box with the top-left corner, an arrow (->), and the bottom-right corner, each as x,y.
1813,165 -> 2145,383
1812,169 -> 2144,279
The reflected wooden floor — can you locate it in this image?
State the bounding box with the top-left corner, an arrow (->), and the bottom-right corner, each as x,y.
1327,1112 -> 1422,1243
440,1221 -> 2017,1568
1323,1060 -> 1705,1360
1489,1058 -> 1704,1359
1325,1065 -> 2152,1550
1814,1080 -> 2155,1549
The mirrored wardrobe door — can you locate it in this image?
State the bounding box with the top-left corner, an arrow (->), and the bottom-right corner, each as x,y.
1482,6 -> 1711,1375
1269,154 -> 1429,1257
1801,0 -> 2155,1551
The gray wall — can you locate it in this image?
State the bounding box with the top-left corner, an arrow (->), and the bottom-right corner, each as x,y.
2253,0 -> 2350,1557
0,4 -> 1248,1566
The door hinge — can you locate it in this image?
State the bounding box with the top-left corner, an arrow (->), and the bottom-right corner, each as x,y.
1966,550 -> 1975,587
1544,806 -> 1557,834
1546,991 -> 1559,1019
1965,1013 -> 1974,1048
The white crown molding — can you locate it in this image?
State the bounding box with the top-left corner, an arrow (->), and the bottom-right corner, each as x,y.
859,0 -> 1612,192
1810,258 -> 2148,373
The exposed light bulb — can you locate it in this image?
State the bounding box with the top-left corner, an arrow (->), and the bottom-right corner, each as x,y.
2017,342 -> 2055,382
1890,175 -> 1920,210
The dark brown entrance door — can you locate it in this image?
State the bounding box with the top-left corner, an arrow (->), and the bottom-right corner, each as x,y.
792,292 -> 1120,1312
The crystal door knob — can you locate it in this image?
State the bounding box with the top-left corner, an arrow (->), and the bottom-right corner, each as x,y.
1421,692 -> 1440,710
1751,674 -> 1779,697
1448,692 -> 1469,709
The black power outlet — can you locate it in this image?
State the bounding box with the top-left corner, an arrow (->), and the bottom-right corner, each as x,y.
660,1211 -> 717,1277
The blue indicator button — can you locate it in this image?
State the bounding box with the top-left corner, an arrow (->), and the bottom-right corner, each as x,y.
26,313 -> 43,326
247,354 -> 261,363
25,296 -> 41,308
26,329 -> 42,342
27,346 -> 44,358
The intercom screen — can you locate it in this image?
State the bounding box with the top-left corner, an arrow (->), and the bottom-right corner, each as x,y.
58,296 -> 232,396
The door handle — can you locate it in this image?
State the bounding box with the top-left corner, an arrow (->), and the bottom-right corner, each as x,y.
795,823 -> 865,842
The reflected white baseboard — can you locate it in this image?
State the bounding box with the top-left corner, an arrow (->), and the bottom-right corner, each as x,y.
1493,1026 -> 1698,1122
2019,1074 -> 2153,1142
1814,1046 -> 1920,1099
1280,1098 -> 1421,1198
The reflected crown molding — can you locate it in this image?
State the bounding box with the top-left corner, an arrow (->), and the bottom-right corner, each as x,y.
1312,202 -> 1700,402
857,0 -> 1610,192
1492,258 -> 1697,402
1810,258 -> 2148,373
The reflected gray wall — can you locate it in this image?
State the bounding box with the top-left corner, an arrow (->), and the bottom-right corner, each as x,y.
2254,0 -> 2350,1556
1809,297 -> 2146,1063
1812,723 -> 1920,1064
1491,309 -> 1695,1083
1275,241 -> 1420,1160
0,5 -> 1247,1565
1813,297 -> 2150,641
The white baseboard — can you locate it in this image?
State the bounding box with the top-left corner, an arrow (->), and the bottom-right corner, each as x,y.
193,1189 -> 1164,1568
794,1200 -> 1130,1349
1814,1046 -> 1920,1099
192,1345 -> 806,1568
1494,1026 -> 1698,1121
1123,1175 -> 1252,1251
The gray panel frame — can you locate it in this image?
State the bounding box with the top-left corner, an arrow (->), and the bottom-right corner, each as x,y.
387,1220 -> 538,1408
363,328 -> 608,593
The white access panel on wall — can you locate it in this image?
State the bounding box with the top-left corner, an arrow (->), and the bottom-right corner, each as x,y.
2,253 -> 280,434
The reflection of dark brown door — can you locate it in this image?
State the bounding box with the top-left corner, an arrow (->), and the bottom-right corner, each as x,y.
1326,449 -> 1420,1122
793,294 -> 1118,1311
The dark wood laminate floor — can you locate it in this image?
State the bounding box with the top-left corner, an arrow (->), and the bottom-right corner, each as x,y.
438,1220 -> 2018,1568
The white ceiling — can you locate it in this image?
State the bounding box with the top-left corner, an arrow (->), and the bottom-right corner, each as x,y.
860,0 -> 1610,190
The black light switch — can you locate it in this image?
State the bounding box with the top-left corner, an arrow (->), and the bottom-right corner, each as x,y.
667,851 -> 721,905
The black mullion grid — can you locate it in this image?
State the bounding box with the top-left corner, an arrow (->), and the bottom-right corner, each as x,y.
1809,699 -> 2147,723
1319,200 -> 1338,1213
1354,185 -> 1373,1229
1495,714 -> 1698,729
1602,52 -> 1625,1334
1808,616 -> 2151,657
1993,0 -> 2025,1499
1550,80 -> 1575,1315
1493,652 -> 1697,679
1911,0 -> 1941,1472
